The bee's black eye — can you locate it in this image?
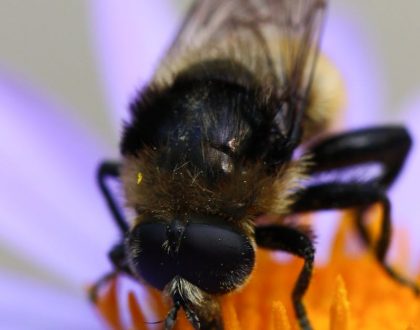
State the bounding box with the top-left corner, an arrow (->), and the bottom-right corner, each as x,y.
127,215 -> 255,294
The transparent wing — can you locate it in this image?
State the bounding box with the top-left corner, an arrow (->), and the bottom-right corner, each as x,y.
167,0 -> 327,99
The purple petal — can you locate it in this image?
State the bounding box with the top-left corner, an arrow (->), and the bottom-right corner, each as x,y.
0,270 -> 103,329
0,73 -> 118,287
90,0 -> 178,130
322,9 -> 384,128
389,95 -> 420,271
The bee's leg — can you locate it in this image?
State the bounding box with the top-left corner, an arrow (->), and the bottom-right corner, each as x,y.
91,161 -> 131,302
302,125 -> 419,294
164,295 -> 222,330
165,278 -> 223,330
183,298 -> 223,330
164,298 -> 181,330
88,271 -> 118,302
89,241 -> 133,302
290,183 -> 420,295
354,206 -> 420,294
255,225 -> 315,330
306,126 -> 412,189
97,160 -> 129,233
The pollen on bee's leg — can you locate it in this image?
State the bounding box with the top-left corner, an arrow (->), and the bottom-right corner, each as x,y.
329,275 -> 350,330
270,301 -> 291,330
95,277 -> 124,330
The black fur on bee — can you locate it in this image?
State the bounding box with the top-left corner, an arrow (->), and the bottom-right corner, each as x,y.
122,59 -> 298,176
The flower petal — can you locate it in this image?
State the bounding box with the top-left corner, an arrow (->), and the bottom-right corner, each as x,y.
90,0 -> 178,130
0,270 -> 103,329
0,74 -> 118,288
322,9 -> 384,128
389,95 -> 420,272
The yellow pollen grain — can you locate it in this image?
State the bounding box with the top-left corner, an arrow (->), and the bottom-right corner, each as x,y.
136,172 -> 143,185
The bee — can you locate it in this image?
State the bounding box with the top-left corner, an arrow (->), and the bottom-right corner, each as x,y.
92,0 -> 419,329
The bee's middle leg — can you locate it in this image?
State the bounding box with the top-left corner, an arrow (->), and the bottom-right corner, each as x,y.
300,125 -> 419,294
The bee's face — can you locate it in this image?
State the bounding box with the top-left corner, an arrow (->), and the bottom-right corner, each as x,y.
126,214 -> 255,294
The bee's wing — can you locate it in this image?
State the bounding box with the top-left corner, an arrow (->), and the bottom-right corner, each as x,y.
167,0 -> 326,96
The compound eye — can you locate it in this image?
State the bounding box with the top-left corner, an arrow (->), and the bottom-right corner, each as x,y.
178,218 -> 255,294
127,221 -> 176,290
127,216 -> 255,295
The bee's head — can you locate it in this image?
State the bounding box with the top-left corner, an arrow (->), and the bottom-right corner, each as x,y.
126,214 -> 255,295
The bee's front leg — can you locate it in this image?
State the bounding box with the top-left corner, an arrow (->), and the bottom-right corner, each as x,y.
255,225 -> 315,330
88,241 -> 132,302
164,295 -> 223,330
184,298 -> 223,330
91,161 -> 134,301
164,298 -> 181,330
97,160 -> 129,233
